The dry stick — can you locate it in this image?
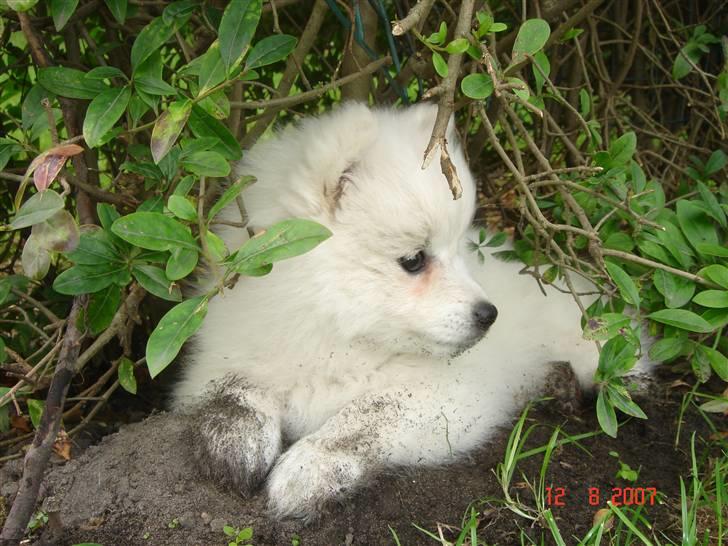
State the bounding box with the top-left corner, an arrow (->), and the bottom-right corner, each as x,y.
601,249 -> 720,289
391,0 -> 436,36
0,341 -> 62,409
0,299 -> 85,545
241,0 -> 329,147
0,286 -> 145,544
422,0 -> 476,200
231,57 -> 391,111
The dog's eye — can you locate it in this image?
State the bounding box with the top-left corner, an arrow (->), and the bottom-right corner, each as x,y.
398,251 -> 427,274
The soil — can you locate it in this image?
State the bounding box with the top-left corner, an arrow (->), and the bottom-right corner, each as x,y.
0,376 -> 723,546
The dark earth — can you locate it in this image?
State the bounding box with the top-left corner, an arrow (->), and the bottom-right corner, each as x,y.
0,372 -> 724,546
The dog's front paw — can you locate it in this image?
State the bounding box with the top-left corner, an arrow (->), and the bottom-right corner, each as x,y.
192,405 -> 281,496
265,438 -> 365,522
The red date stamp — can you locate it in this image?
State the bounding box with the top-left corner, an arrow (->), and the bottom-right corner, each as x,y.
546,486 -> 658,507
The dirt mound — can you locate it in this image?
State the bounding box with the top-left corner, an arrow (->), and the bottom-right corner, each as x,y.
0,383 -> 715,546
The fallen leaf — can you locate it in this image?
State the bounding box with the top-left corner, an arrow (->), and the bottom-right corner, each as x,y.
53,429 -> 72,460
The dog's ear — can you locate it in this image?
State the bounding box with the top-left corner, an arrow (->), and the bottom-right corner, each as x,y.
307,103 -> 378,215
237,103 -> 378,228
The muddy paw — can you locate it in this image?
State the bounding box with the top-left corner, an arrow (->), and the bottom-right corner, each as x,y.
190,406 -> 281,496
265,438 -> 364,522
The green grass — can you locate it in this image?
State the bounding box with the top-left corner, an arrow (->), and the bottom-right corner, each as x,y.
408,398 -> 727,546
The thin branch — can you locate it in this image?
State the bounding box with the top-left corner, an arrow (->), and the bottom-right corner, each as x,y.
231,57 -> 391,111
391,0 -> 436,36
422,0 -> 476,200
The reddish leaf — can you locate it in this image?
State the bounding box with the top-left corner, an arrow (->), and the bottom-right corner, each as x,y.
46,143 -> 84,157
33,154 -> 66,191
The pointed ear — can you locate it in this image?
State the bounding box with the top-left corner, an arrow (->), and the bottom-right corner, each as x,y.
239,102 -> 378,227
299,102 -> 379,214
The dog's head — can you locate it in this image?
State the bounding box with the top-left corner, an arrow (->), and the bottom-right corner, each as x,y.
236,103 -> 497,358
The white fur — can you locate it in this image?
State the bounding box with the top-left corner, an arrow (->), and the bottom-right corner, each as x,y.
174,103 -> 602,520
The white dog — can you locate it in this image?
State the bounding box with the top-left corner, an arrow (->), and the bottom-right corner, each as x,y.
173,103 -> 599,521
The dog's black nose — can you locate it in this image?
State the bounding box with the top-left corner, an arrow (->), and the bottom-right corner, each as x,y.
473,301 -> 498,330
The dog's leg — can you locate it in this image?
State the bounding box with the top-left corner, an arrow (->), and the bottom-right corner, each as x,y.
188,376 -> 282,496
265,380 -> 501,521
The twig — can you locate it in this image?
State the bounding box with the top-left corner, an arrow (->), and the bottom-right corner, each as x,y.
422,0 -> 476,200
391,0 -> 436,36
231,57 -> 391,111
0,298 -> 86,544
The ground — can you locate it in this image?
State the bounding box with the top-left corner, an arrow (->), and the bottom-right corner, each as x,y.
1,373 -> 721,546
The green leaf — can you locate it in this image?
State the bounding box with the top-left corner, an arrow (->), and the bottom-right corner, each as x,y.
672,45 -> 699,80
53,264 -> 129,295
7,0 -> 39,11
132,265 -> 182,302
511,19 -> 550,64
597,335 -> 637,377
118,357 -> 137,394
228,219 -> 332,274
607,385 -> 647,419
445,38 -> 469,54
51,0 -> 79,30
485,232 -> 507,247
432,52 -> 448,78
698,265 -> 728,289
104,0 -> 127,24
460,73 -> 493,100
583,313 -> 631,341
67,230 -> 122,265
653,270 -> 695,309
167,195 -> 198,222
605,262 -> 640,307
693,290 -> 728,309
97,203 -> 121,231
208,176 -> 255,222
112,212 -> 197,251
198,42 -> 226,94
38,67 -> 107,100
532,51 -> 550,92
696,244 -> 728,258
86,284 -> 121,335
134,75 -> 178,96
676,200 -> 718,253
85,66 -> 127,81
648,337 -> 684,362
146,296 -> 208,378
596,389 -> 617,438
27,399 -> 44,429
166,247 -> 198,280
218,0 -> 262,72
692,348 -> 712,382
647,309 -> 714,333
608,132 -> 636,167
22,234 -> 51,280
131,16 -> 177,71
696,182 -> 726,228
151,100 -> 192,164
245,34 -> 297,70
11,190 -> 65,229
704,149 -> 727,175
83,86 -> 131,148
181,151 -> 230,177
204,231 -> 228,261
188,106 -> 242,161
696,346 -> 728,381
